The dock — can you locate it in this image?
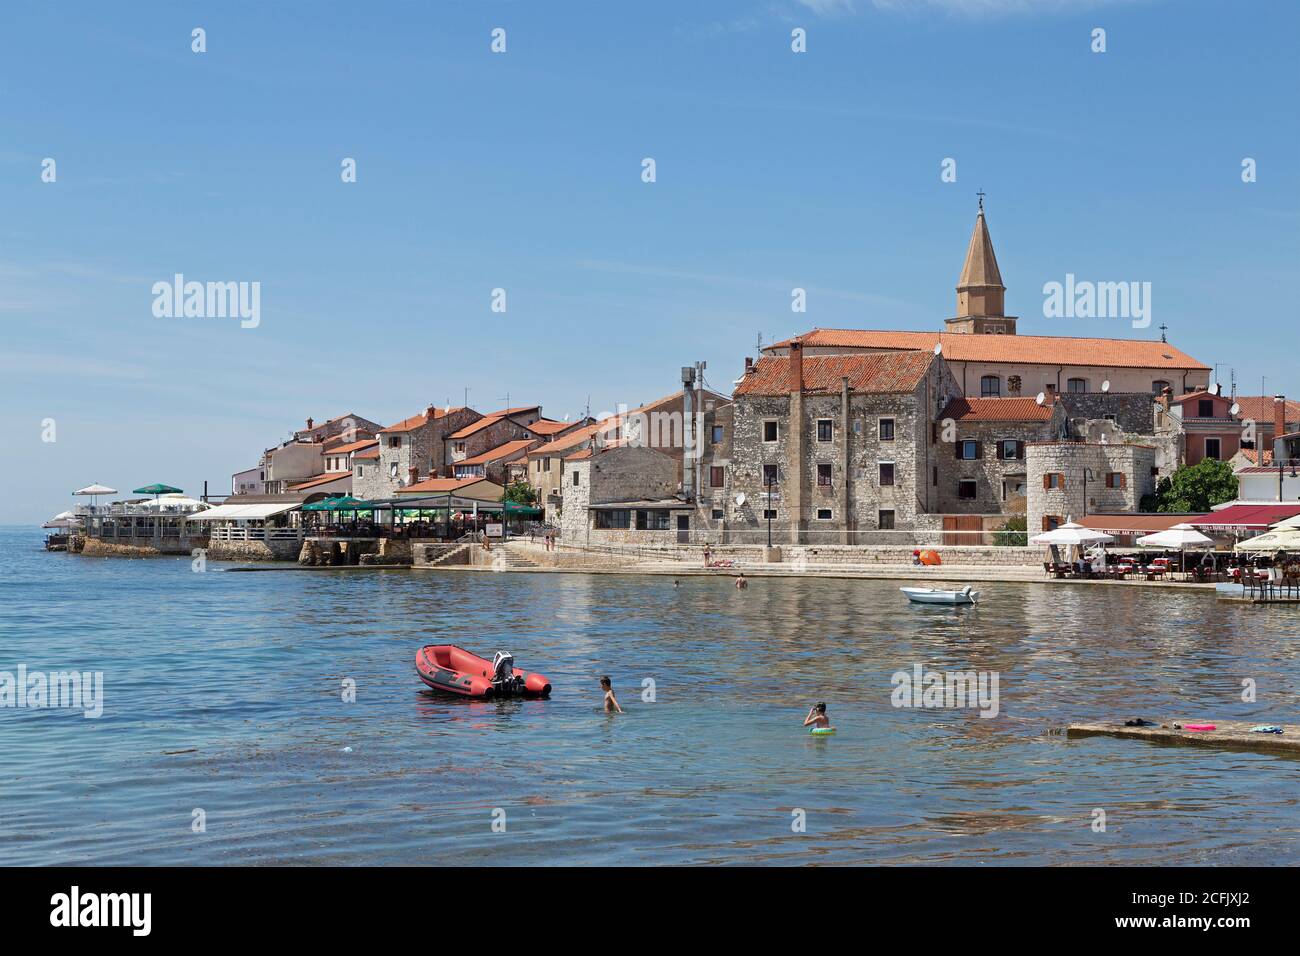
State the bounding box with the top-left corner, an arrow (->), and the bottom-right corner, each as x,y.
1067,719 -> 1297,755
1216,582 -> 1300,604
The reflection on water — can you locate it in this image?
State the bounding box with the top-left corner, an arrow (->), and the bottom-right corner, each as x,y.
1,527 -> 1296,865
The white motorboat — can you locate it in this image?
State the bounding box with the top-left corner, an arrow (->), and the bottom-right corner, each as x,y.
900,586 -> 980,606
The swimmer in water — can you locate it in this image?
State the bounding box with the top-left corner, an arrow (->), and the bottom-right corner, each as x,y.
600,676 -> 623,713
803,703 -> 831,731
735,572 -> 748,590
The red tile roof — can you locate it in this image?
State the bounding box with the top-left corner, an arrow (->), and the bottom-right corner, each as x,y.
940,396 -> 1055,422
288,472 -> 350,491
397,476 -> 499,495
454,439 -> 538,467
353,447 -> 380,460
328,439 -> 379,455
1237,448 -> 1273,466
528,418 -> 575,436
734,350 -> 934,397
1234,396 -> 1300,425
565,448 -> 594,461
384,406 -> 474,434
524,422 -> 603,459
768,328 -> 1209,371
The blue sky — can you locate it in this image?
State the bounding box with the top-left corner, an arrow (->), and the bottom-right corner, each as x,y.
1,0 -> 1296,523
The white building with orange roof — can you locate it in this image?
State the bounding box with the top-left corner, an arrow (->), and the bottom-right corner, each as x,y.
764,206 -> 1211,400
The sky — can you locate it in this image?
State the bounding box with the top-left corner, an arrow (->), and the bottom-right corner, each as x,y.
1,0 -> 1296,523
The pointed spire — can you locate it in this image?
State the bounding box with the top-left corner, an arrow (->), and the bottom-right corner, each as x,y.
948,198 -> 1014,333
957,204 -> 1004,292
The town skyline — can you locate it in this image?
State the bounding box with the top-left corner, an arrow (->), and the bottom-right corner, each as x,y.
2,0 -> 1297,523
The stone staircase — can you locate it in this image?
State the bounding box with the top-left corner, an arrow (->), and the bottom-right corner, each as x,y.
493,543 -> 544,570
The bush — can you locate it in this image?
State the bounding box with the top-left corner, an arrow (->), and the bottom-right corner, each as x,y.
992,515 -> 1028,547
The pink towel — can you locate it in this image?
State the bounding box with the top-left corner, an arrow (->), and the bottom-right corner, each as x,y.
1184,723 -> 1216,732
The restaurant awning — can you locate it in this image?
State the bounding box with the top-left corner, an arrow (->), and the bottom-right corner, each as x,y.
1188,504 -> 1300,532
1076,513 -> 1205,536
184,502 -> 301,521
588,499 -> 695,510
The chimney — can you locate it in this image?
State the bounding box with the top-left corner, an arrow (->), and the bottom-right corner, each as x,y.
306,417 -> 314,430
1275,395 -> 1287,461
789,340 -> 804,393
744,356 -> 754,374
407,465 -> 419,486
1159,386 -> 1172,411
426,404 -> 437,420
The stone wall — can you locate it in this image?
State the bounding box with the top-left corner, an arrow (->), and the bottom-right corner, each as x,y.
934,408 -> 1063,515
206,538 -> 302,561
726,359 -> 959,543
1056,392 -> 1156,436
1026,442 -> 1157,533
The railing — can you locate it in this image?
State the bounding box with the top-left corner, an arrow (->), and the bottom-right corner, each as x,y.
207,527 -> 304,542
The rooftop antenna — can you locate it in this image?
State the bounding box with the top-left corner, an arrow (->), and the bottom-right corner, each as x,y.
463,386 -> 470,408
1158,323 -> 1168,343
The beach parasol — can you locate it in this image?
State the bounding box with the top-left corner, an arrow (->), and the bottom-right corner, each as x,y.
1029,522 -> 1115,547
1135,522 -> 1214,574
1234,528 -> 1300,553
133,483 -> 184,504
73,483 -> 117,512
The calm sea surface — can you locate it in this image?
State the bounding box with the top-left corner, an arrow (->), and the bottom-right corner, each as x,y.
1,525 -> 1296,866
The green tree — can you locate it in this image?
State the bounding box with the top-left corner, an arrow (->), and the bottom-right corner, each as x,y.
1140,459 -> 1237,513
503,479 -> 538,506
992,515 -> 1028,546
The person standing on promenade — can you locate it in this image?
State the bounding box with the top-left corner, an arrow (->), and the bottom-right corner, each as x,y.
703,544 -> 711,568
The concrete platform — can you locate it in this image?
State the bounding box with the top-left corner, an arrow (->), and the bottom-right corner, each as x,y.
1067,719 -> 1297,755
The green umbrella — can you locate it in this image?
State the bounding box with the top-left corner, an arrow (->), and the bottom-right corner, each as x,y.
133,481 -> 183,496
302,496 -> 371,512
132,483 -> 184,504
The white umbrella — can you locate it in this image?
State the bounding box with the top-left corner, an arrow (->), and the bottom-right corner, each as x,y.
1270,514 -> 1300,531
1136,522 -> 1214,574
1030,522 -> 1115,546
52,510 -> 77,520
73,483 -> 116,512
138,494 -> 209,510
42,517 -> 78,529
1235,528 -> 1300,552
1134,523 -> 1214,549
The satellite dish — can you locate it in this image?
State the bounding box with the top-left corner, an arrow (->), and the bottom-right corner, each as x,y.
933,342 -> 943,356
735,493 -> 746,507
1035,392 -> 1046,406
1213,382 -> 1222,396
444,405 -> 451,413
1230,402 -> 1240,416
732,376 -> 746,386
1101,380 -> 1110,392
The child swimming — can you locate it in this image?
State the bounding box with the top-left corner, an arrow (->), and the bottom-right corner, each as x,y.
803,702 -> 832,731
600,676 -> 623,713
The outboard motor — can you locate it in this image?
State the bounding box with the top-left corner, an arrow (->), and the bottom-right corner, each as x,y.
491,651 -> 522,694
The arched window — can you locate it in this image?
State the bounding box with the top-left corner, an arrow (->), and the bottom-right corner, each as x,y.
1151,379 -> 1171,394
980,375 -> 1001,397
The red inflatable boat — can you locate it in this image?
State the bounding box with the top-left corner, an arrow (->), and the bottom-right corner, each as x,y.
415,645 -> 551,699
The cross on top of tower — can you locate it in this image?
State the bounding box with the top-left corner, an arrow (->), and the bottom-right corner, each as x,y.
976,189 -> 985,211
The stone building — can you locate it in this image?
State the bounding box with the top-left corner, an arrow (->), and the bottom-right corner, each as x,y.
764,205 -> 1211,399
445,406 -> 549,472
559,445 -> 687,545
294,412 -> 382,446
522,421 -> 607,522
1026,442 -> 1157,534
354,405 -> 482,500
934,396 -> 1065,525
452,438 -> 539,484
726,342 -> 959,544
